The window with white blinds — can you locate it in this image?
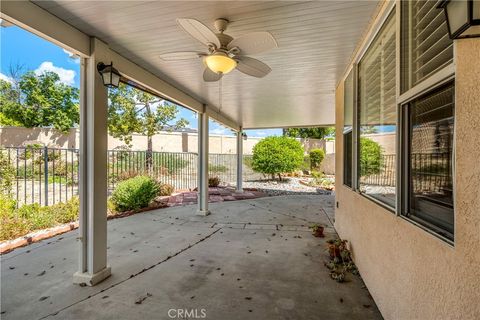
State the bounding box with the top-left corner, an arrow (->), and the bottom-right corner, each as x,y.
401,0 -> 453,92
358,11 -> 396,208
343,70 -> 354,188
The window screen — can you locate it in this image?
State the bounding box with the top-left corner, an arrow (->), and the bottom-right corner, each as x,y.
358,11 -> 396,208
401,0 -> 453,92
404,82 -> 455,241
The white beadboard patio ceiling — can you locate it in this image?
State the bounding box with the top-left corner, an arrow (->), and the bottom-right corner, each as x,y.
33,0 -> 379,129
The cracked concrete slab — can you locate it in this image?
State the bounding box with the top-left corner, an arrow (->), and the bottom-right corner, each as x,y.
1,195 -> 382,320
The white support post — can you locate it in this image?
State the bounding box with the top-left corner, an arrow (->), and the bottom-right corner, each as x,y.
236,129 -> 243,192
73,38 -> 111,286
197,110 -> 210,216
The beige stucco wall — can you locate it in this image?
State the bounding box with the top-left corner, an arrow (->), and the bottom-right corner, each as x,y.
0,127 -> 326,155
0,126 -> 78,149
334,38 -> 480,320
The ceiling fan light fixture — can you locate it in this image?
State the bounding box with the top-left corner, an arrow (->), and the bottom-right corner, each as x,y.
205,53 -> 237,74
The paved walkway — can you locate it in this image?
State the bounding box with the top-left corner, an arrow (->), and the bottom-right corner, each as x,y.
162,187 -> 267,207
1,195 -> 382,320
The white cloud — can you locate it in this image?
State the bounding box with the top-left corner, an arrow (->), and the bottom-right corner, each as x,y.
63,49 -> 80,64
0,72 -> 13,83
62,49 -> 74,57
254,131 -> 267,136
35,61 -> 76,85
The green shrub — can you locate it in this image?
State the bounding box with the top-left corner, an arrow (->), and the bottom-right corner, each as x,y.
243,156 -> 253,168
252,136 -> 304,179
17,203 -> 53,230
18,144 -> 43,160
47,196 -> 79,224
0,150 -> 15,195
158,183 -> 175,196
208,163 -> 228,173
0,196 -> 79,241
111,175 -> 159,211
359,137 -> 383,176
208,176 -> 220,187
300,155 -> 311,172
309,149 -> 325,169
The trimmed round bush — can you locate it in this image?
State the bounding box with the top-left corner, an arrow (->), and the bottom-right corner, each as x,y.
252,136 -> 304,179
158,183 -> 175,196
309,148 -> 325,169
208,176 -> 220,187
111,175 -> 159,212
359,137 -> 383,176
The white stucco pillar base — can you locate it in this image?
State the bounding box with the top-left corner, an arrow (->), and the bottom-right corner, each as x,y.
236,129 -> 244,193
197,109 -> 210,216
73,266 -> 111,286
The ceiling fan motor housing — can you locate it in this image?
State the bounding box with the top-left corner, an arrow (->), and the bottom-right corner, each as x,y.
214,18 -> 229,33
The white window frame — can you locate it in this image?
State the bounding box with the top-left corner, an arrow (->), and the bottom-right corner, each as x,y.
344,0 -> 456,245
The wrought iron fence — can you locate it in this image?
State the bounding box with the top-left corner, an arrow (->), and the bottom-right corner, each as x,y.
1,146 -> 79,207
360,153 -> 452,193
1,146 -> 259,208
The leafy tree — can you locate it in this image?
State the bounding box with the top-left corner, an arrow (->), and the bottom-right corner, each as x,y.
284,127 -> 335,140
359,137 -> 383,176
108,83 -> 188,169
252,136 -> 304,180
309,148 -> 325,169
0,71 -> 79,132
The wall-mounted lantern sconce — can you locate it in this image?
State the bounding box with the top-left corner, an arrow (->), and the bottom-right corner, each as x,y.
438,0 -> 480,39
242,132 -> 247,140
97,62 -> 121,88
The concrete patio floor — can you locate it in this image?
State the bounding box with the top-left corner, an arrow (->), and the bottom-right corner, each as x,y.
1,195 -> 382,320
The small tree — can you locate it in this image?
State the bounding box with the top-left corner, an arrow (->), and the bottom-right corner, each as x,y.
283,127 -> 335,140
108,83 -> 188,169
309,148 -> 325,170
0,71 -> 79,132
359,137 -> 383,176
252,136 -> 304,180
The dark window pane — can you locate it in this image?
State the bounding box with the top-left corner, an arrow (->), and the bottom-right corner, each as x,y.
407,82 -> 454,240
343,131 -> 353,187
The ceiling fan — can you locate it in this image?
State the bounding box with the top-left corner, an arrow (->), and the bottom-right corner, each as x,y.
159,18 -> 277,82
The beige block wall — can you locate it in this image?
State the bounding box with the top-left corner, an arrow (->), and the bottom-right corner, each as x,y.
0,126 -> 78,148
334,38 -> 480,320
1,127 -> 324,155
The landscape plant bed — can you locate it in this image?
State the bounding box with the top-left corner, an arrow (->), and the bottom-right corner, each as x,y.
0,201 -> 170,254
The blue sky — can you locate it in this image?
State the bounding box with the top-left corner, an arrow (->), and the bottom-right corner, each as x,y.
0,25 -> 281,137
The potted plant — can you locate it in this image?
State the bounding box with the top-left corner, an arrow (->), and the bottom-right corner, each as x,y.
310,224 -> 325,238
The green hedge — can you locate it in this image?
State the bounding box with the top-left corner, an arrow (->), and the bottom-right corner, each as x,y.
0,196 -> 79,241
110,175 -> 159,212
309,149 -> 325,169
252,136 -> 304,179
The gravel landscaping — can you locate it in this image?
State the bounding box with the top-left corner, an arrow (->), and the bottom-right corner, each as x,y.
243,177 -> 333,196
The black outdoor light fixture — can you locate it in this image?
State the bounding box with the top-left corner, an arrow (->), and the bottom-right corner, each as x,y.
97,62 -> 121,88
438,0 -> 480,39
242,132 -> 248,140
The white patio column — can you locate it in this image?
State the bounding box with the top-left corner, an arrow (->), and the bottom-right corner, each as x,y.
236,129 -> 243,192
73,38 -> 111,286
197,109 -> 210,215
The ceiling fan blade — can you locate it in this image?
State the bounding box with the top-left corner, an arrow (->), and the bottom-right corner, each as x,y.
203,68 -> 223,82
159,51 -> 206,61
177,18 -> 221,48
236,56 -> 271,78
227,32 -> 277,55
